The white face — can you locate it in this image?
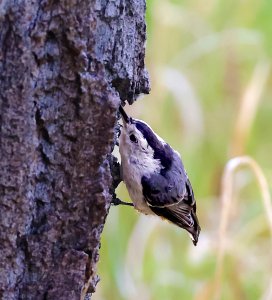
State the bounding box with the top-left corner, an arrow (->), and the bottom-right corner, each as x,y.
119,119 -> 153,161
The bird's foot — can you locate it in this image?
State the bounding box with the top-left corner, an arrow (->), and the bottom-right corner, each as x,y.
111,197 -> 134,207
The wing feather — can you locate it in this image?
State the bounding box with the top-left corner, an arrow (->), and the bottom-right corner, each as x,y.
141,153 -> 201,245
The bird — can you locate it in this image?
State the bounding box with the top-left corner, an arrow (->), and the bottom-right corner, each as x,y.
116,105 -> 201,246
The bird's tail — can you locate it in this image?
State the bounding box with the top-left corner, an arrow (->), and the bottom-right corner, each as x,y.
186,209 -> 201,246
151,202 -> 201,246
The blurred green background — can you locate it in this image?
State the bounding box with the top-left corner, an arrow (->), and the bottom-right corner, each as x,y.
94,0 -> 272,299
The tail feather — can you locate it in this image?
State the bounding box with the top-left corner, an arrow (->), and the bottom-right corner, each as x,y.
151,202 -> 201,246
186,209 -> 201,246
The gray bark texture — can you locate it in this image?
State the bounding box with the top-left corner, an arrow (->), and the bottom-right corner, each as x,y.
0,1 -> 149,299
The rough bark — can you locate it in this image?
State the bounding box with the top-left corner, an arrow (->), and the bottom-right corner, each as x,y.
0,1 -> 149,299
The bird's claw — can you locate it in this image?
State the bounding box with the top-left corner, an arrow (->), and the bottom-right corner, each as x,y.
111,197 -> 134,207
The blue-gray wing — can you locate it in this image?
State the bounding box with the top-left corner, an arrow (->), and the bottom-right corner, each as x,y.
141,154 -> 200,245
141,153 -> 189,207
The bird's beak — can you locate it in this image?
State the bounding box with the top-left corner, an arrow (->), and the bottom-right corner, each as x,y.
119,106 -> 131,125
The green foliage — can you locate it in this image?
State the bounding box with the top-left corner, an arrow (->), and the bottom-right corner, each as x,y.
94,1 -> 272,299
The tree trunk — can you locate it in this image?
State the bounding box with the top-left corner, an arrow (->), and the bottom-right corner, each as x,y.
0,1 -> 149,299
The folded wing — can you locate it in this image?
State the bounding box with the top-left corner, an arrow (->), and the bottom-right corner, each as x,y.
141,156 -> 201,245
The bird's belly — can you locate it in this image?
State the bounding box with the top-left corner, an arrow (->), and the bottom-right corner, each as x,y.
123,176 -> 154,215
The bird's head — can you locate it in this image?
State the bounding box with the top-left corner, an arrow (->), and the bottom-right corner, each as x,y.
118,106 -> 171,171
119,106 -> 154,160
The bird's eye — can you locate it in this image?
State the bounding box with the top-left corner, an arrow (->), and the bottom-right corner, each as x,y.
129,134 -> 138,143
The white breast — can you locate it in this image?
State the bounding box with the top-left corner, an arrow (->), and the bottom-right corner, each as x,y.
120,147 -> 161,215
122,164 -> 153,215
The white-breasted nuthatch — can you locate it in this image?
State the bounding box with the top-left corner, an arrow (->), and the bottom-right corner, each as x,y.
116,106 -> 201,246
